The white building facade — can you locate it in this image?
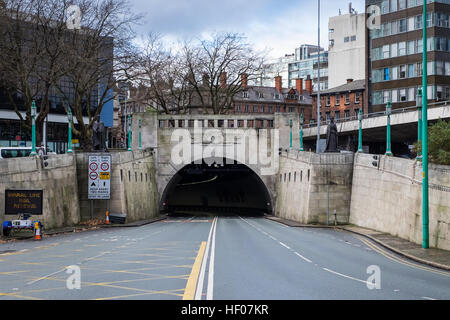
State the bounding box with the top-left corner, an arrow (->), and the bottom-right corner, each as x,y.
328,8 -> 366,88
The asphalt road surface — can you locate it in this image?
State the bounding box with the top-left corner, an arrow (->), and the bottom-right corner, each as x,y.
0,216 -> 449,300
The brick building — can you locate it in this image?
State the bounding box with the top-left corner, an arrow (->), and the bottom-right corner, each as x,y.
232,75 -> 314,123
311,79 -> 366,123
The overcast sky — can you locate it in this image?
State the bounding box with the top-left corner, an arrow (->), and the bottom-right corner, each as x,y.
130,0 -> 365,59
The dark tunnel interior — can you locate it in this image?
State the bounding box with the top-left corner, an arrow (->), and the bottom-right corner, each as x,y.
160,159 -> 273,217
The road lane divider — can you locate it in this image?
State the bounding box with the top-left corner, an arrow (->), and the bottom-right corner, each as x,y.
183,241 -> 206,300
194,216 -> 217,300
206,216 -> 218,300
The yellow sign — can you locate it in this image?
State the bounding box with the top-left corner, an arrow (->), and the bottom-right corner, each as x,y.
100,172 -> 110,180
72,139 -> 79,144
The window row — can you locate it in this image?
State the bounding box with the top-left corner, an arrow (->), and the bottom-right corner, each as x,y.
322,92 -> 361,106
372,85 -> 450,105
158,119 -> 275,129
372,37 -> 450,61
280,170 -> 310,184
380,0 -> 441,15
372,11 -> 450,40
372,61 -> 450,82
235,105 -> 298,113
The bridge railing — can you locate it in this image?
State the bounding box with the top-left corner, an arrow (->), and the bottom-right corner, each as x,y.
304,100 -> 450,129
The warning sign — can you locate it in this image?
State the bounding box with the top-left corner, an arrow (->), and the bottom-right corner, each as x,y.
88,154 -> 111,200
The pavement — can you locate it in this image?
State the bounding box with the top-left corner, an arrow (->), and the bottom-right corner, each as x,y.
265,215 -> 450,271
0,216 -> 168,242
0,215 -> 449,300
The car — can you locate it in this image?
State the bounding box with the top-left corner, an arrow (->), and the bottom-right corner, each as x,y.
0,147 -> 46,159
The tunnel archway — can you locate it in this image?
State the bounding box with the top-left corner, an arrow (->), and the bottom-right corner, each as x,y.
160,158 -> 273,216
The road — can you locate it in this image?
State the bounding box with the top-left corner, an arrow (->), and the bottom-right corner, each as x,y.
0,216 -> 449,300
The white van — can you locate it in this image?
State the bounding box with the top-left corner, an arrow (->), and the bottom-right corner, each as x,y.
0,147 -> 46,159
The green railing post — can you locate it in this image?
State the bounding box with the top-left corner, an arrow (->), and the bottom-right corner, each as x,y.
358,109 -> 363,153
422,0 -> 429,249
30,101 -> 37,156
67,108 -> 73,153
385,101 -> 393,156
138,119 -> 142,150
127,114 -> 132,152
299,113 -> 304,151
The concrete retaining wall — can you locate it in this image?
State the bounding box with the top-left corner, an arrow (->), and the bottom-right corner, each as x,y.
76,149 -> 158,223
276,151 -> 354,224
0,154 -> 80,229
350,153 -> 450,250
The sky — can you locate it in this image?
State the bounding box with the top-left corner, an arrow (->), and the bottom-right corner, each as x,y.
129,0 -> 365,59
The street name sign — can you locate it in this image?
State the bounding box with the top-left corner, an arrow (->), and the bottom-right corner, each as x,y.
88,154 -> 111,200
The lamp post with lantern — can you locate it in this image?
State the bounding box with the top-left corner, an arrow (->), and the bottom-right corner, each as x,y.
357,109 -> 363,153
127,114 -> 132,152
67,108 -> 73,154
385,101 -> 393,156
30,101 -> 37,156
299,113 -> 304,152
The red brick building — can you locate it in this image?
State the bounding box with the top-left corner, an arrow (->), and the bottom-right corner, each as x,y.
310,79 -> 366,123
232,75 -> 313,123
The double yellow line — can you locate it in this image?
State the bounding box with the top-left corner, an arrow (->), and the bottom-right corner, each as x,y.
182,242 -> 206,300
357,236 -> 450,277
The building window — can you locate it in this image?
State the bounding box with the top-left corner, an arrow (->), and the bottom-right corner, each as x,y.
400,89 -> 407,102
344,110 -> 350,119
243,91 -> 249,98
326,95 -> 331,106
344,36 -> 350,43
355,92 -> 361,104
345,93 -> 350,104
335,94 -> 340,106
399,65 -> 407,79
383,45 -> 390,59
384,68 -> 390,81
351,35 -> 356,42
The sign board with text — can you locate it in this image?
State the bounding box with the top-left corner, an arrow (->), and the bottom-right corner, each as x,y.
5,190 -> 43,215
88,154 -> 111,200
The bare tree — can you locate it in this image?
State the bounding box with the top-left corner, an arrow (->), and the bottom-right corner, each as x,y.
132,33 -> 194,115
53,0 -> 142,150
0,0 -> 68,145
182,33 -> 266,114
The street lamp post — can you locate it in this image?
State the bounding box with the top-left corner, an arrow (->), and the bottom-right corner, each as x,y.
385,101 -> 393,156
316,0 -> 321,153
422,0 -> 429,249
67,108 -> 73,154
358,109 -> 363,153
30,101 -> 37,156
416,89 -> 422,160
127,114 -> 132,152
289,119 -> 293,150
138,119 -> 142,150
300,113 -> 304,152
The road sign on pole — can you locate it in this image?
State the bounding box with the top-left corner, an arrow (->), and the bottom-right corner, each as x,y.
88,154 -> 111,200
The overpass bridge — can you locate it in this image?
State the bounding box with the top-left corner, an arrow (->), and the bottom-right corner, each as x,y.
303,101 -> 450,153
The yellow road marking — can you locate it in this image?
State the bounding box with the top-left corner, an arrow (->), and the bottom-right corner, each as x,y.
94,288 -> 185,300
183,242 -> 206,300
0,270 -> 30,275
357,236 -> 450,277
0,292 -> 42,300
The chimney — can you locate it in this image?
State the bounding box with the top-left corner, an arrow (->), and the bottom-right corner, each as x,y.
241,73 -> 248,89
347,78 -> 354,84
220,72 -> 227,88
305,75 -> 313,94
296,78 -> 303,95
275,76 -> 282,93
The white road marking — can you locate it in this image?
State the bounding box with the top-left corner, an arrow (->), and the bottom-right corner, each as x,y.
195,216 -> 216,300
279,242 -> 291,250
322,268 -> 370,286
239,216 -> 314,265
421,296 -> 437,300
207,217 -> 218,300
294,252 -> 313,263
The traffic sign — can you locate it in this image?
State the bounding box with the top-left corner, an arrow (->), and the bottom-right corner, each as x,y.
88,154 -> 111,200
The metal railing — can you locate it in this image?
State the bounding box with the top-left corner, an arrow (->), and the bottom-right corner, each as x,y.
304,100 -> 450,129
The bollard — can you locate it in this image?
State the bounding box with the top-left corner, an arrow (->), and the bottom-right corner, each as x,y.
34,222 -> 41,240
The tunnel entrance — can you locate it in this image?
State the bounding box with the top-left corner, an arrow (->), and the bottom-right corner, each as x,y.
160,159 -> 272,217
